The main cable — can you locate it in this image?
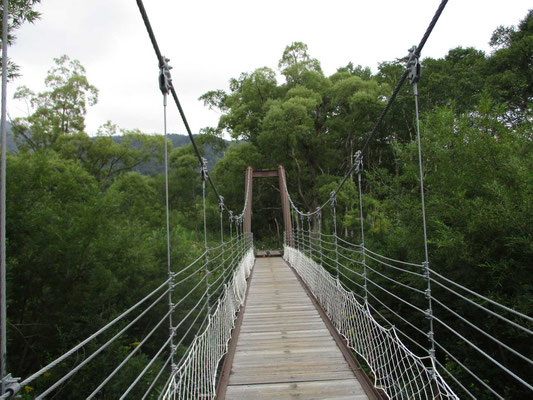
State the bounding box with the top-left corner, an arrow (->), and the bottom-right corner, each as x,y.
136,0 -> 239,216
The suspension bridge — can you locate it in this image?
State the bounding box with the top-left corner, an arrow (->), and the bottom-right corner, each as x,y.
1,0 -> 532,399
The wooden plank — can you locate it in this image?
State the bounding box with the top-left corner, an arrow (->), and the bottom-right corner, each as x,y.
226,379 -> 368,400
221,257 -> 369,399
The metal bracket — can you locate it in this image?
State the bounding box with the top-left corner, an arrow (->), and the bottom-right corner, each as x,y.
2,374 -> 21,398
407,46 -> 421,84
158,57 -> 172,95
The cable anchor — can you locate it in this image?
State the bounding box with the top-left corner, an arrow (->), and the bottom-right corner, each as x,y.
158,57 -> 172,95
407,46 -> 421,84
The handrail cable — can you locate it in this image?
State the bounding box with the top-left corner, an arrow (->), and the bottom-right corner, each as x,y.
15,277 -> 171,389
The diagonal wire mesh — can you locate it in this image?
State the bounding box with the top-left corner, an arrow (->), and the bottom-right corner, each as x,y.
161,245 -> 254,399
284,245 -> 458,400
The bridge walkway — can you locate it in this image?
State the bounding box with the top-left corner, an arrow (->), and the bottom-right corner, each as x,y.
219,256 -> 371,399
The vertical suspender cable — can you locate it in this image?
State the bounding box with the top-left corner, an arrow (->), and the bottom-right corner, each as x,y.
299,214 -> 304,253
159,59 -> 176,370
201,159 -> 210,311
330,193 -> 339,279
409,47 -> 436,370
0,0 -> 8,393
317,209 -> 323,266
307,216 -> 312,257
229,212 -> 233,279
219,198 -> 224,243
356,152 -> 368,305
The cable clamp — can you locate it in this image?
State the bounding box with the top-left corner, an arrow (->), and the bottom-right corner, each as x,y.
407,46 -> 421,84
330,191 -> 337,207
354,150 -> 363,173
425,308 -> 433,320
200,157 -> 208,180
170,344 -> 177,354
427,330 -> 434,342
422,261 -> 430,278
159,57 -> 172,95
1,374 -> 21,399
171,363 -> 178,372
425,288 -> 431,299
219,196 -> 225,211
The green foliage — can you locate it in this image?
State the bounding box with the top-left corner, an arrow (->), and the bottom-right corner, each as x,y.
0,0 -> 41,79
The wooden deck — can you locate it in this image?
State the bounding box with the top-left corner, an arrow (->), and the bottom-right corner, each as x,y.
221,257 -> 369,399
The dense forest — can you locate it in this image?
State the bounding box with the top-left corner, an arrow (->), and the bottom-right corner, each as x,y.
1,3 -> 532,399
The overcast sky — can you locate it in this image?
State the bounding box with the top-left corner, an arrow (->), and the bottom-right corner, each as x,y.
7,0 -> 531,137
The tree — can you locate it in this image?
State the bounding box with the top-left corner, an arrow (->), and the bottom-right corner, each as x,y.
486,10 -> 533,124
56,122 -> 165,185
278,41 -> 323,86
12,55 -> 98,150
200,67 -> 280,143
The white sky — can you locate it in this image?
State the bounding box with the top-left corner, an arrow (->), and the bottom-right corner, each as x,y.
7,0 -> 531,136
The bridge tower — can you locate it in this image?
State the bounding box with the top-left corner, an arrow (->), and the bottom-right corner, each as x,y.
243,166 -> 293,246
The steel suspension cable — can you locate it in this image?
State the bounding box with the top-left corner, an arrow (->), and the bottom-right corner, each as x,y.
15,277 -> 171,390
0,0 -> 8,395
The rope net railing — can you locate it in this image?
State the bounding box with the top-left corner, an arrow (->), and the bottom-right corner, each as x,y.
161,244 -> 253,400
284,219 -> 533,399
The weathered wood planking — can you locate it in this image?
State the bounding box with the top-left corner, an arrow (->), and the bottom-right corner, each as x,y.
223,257 -> 368,399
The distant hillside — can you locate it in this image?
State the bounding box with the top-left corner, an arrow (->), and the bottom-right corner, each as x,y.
128,133 -> 229,175
4,129 -> 229,174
